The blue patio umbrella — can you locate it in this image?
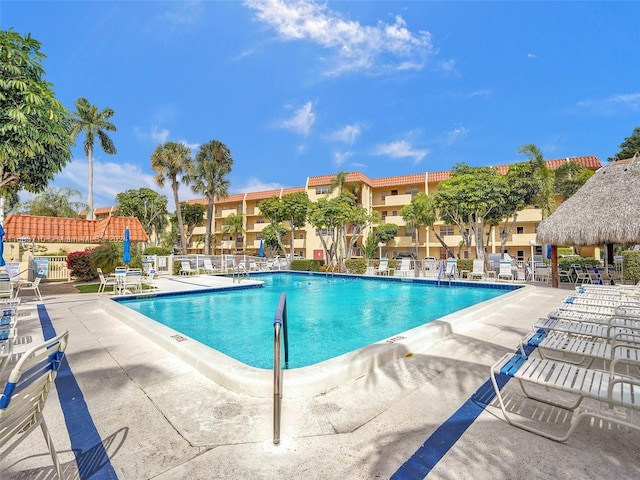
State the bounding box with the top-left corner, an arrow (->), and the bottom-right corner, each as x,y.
258,239 -> 264,258
0,224 -> 5,267
546,244 -> 552,260
122,227 -> 131,264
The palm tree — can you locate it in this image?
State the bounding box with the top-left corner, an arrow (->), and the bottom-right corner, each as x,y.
191,140 -> 234,255
518,144 -> 554,218
222,213 -> 245,253
70,98 -> 117,220
151,142 -> 193,253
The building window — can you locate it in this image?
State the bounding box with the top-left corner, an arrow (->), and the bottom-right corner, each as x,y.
440,225 -> 455,236
391,210 -> 398,216
257,233 -> 262,240
516,250 -> 524,262
381,191 -> 386,200
256,216 -> 265,224
406,186 -> 418,197
391,189 -> 398,196
516,226 -> 524,234
315,186 -> 329,195
316,228 -> 332,236
298,233 -> 304,239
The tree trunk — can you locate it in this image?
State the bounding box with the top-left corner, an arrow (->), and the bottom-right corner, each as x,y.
205,200 -> 215,255
172,181 -> 186,253
87,148 -> 94,220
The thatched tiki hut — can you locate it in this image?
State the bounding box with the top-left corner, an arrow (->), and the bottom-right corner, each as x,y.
536,157 -> 640,287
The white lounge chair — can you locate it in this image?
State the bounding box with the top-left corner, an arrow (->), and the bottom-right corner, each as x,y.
375,258 -> 389,276
395,258 -> 413,277
490,349 -> 640,442
14,270 -> 45,301
180,260 -> 198,276
0,273 -> 13,300
123,268 -> 143,293
498,261 -> 513,281
142,268 -> 157,289
0,331 -> 69,479
97,268 -> 117,295
203,258 -> 216,274
445,258 -> 458,279
467,259 -> 485,280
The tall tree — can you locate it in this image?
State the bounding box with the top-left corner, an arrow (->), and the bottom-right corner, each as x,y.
20,186 -> 85,217
553,160 -> 594,200
191,140 -> 234,255
517,144 -> 554,218
151,141 -> 193,254
400,192 -> 438,263
70,97 -> 117,220
435,164 -> 504,259
115,188 -> 168,245
281,192 -> 310,265
608,126 -> 640,162
176,202 -> 205,249
222,213 -> 245,253
0,29 -> 74,220
257,196 -> 288,255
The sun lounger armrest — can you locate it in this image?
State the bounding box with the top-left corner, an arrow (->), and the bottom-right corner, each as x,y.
607,376 -> 640,408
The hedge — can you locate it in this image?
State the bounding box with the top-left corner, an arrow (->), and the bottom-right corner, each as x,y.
345,258 -> 367,274
290,259 -> 324,272
622,250 -> 640,284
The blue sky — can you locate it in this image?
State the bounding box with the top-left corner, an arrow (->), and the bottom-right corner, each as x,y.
2,1 -> 639,210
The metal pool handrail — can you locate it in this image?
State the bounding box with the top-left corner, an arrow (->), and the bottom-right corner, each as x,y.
273,292 -> 289,445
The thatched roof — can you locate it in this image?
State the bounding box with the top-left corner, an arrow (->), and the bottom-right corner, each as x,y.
536,158 -> 640,246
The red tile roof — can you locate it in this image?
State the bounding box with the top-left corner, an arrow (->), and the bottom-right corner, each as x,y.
214,193 -> 245,205
371,173 -> 427,188
307,172 -> 373,187
3,215 -> 149,243
245,189 -> 280,201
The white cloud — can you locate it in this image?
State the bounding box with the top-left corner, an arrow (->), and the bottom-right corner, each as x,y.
333,151 -> 353,166
443,125 -> 469,146
233,177 -> 285,193
245,0 -> 433,76
328,123 -> 361,145
278,101 -> 316,136
134,125 -> 170,145
153,0 -> 203,31
374,140 -> 428,164
576,92 -> 640,114
48,156 -> 201,213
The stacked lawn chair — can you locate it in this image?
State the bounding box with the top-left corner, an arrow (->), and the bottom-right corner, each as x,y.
0,297 -> 70,479
490,283 -> 640,442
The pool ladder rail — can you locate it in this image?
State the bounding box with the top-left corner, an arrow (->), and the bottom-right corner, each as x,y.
273,292 -> 289,445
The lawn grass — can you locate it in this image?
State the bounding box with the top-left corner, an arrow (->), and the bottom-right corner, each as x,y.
74,283 -> 155,294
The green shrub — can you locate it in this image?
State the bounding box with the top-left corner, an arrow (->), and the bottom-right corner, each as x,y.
457,258 -> 473,272
144,246 -> 171,256
291,259 -> 324,271
172,259 -> 182,275
558,247 -> 574,256
558,257 -> 601,271
90,243 -> 122,275
622,250 -> 640,283
345,258 -> 367,274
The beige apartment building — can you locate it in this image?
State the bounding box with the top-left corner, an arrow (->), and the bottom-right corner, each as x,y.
189,156 -> 602,262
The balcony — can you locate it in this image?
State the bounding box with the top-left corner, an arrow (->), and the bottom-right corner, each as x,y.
386,236 -> 413,248
247,222 -> 268,232
383,215 -> 406,226
373,193 -> 413,207
510,208 -> 543,222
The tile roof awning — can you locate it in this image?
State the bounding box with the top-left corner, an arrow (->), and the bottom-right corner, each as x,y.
3,215 -> 149,243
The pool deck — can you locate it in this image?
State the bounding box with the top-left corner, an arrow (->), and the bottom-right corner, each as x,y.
2,274 -> 639,479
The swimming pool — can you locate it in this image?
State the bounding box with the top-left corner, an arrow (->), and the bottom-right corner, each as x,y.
117,273 -> 512,369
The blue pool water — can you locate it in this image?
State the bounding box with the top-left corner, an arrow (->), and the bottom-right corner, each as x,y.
118,273 -> 513,369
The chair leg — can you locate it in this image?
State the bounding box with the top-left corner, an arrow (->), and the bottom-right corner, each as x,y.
40,419 -> 64,480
